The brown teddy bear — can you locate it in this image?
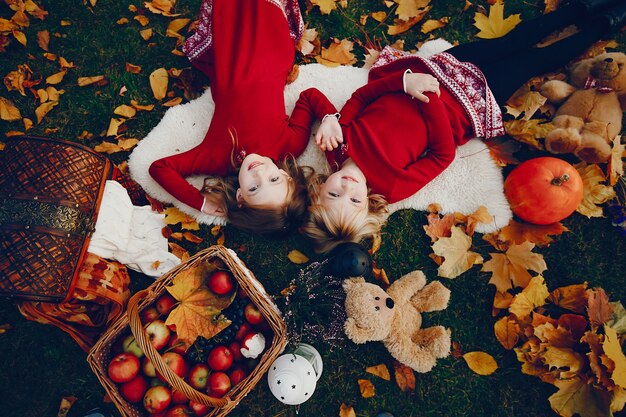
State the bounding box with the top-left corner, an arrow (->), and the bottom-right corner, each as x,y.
540,52 -> 626,163
343,270 -> 451,373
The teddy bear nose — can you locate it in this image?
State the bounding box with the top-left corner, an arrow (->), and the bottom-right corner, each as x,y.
386,298 -> 394,309
605,57 -> 614,63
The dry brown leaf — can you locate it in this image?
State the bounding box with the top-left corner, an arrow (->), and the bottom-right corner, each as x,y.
116,17 -> 129,25
169,242 -> 190,261
56,396 -> 77,417
339,403 -> 356,417
494,316 -> 521,350
106,118 -> 125,136
431,226 -> 483,279
549,377 -> 612,417
481,241 -> 547,292
150,68 -> 169,100
358,379 -> 375,398
140,28 -> 153,41
483,220 -> 569,251
24,1 -> 49,20
35,100 -> 57,123
59,57 -> 74,69
311,0 -> 337,14
365,364 -> 391,381
394,0 -> 431,20
166,18 -> 190,37
387,13 -> 428,35
393,362 -> 416,392
119,86 -> 127,96
463,351 -> 498,375
548,283 -> 588,313
493,290 -> 514,310
151,260 -> 161,270
163,207 -> 200,230
370,233 -> 382,254
130,100 -> 155,111
145,0 -> 181,16
608,136 -> 624,186
134,15 -> 149,26
315,39 -> 357,67
421,17 -> 448,33
210,225 -> 221,237
45,86 -> 63,101
509,275 -> 550,319
543,345 -> 585,379
504,119 -> 553,149
0,19 -> 18,32
23,117 -> 32,131
170,232 -> 183,241
463,206 -> 493,236
113,104 -> 136,118
77,75 -> 107,87
125,63 -> 142,74
603,326 -> 626,387
287,250 -> 309,264
43,52 -> 56,61
587,288 -> 614,329
544,0 -> 562,13
473,2 -> 521,39
363,47 -> 381,69
297,27 -> 319,56
575,162 -> 616,218
36,30 -> 49,51
484,137 -> 521,167
4,131 -> 24,137
372,267 -> 390,288
46,70 -> 66,85
505,90 -> 547,120
183,231 -> 203,244
0,96 -> 21,121
94,138 -> 138,154
163,97 -> 182,107
423,212 -> 454,242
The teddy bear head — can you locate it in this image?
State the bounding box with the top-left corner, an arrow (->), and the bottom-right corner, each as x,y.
570,52 -> 626,94
342,277 -> 396,343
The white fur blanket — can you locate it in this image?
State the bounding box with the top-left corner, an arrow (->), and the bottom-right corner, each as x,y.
129,39 -> 512,233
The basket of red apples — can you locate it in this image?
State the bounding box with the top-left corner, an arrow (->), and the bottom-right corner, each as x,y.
87,245 -> 287,417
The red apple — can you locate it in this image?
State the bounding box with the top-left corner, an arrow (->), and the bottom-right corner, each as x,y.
240,332 -> 266,359
189,400 -> 212,416
188,363 -> 210,390
140,306 -> 160,323
207,270 -> 235,295
165,405 -> 191,417
145,320 -> 171,351
207,346 -> 233,371
234,323 -> 252,341
171,387 -> 189,405
229,365 -> 248,386
108,352 -> 140,383
237,286 -> 249,299
156,293 -> 177,316
157,351 -> 188,382
166,334 -> 188,355
143,385 -> 171,414
228,341 -> 243,362
142,357 -> 157,378
122,334 -> 145,359
207,371 -> 231,397
120,375 -> 149,403
149,378 -> 167,387
243,303 -> 265,326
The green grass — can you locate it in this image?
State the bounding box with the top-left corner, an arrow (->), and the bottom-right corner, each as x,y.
1,1 -> 625,417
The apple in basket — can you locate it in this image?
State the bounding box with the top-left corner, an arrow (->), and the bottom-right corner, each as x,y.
207,371 -> 231,397
228,341 -> 243,362
145,320 -> 171,351
167,334 -> 188,355
207,346 -> 233,371
240,332 -> 266,359
119,375 -> 149,403
140,306 -> 160,323
171,387 -> 189,404
207,270 -> 235,295
188,363 -> 210,390
165,404 -> 192,417
122,334 -> 145,359
157,352 -> 188,381
244,303 -> 265,326
108,352 -> 141,383
156,293 -> 177,316
229,364 -> 248,386
142,357 -> 157,378
189,400 -> 212,416
143,385 -> 172,414
234,322 -> 253,341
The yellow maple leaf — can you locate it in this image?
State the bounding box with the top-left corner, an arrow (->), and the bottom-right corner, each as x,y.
483,220 -> 569,251
463,351 -> 498,375
311,0 -> 337,14
163,207 -> 200,230
165,262 -> 234,346
509,275 -> 549,319
608,136 -> 624,186
365,364 -> 391,381
504,90 -> 547,120
0,96 -> 21,121
149,68 -> 169,100
357,379 -> 375,398
604,326 -> 626,389
423,212 -> 455,242
395,0 -> 431,20
431,226 -> 483,278
315,39 -> 357,67
296,27 -> 319,56
460,205 -> 493,236
575,162 -> 616,218
504,119 -> 553,149
482,241 -> 547,292
287,249 -> 309,264
145,0 -> 180,16
543,345 -> 585,379
549,377 -> 611,417
494,315 -> 520,350
473,1 -> 521,39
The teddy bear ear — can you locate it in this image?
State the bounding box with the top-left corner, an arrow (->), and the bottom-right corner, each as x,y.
342,277 -> 366,291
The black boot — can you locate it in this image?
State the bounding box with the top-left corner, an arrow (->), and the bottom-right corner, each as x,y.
599,1 -> 626,30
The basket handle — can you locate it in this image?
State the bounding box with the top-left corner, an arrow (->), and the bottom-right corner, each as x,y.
127,289 -> 234,408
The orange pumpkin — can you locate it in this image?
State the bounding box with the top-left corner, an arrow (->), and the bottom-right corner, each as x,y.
504,157 -> 583,225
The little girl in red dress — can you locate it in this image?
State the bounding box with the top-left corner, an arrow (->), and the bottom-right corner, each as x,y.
149,0 -> 339,234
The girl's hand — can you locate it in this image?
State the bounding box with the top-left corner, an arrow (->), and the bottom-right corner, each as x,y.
405,73 -> 440,103
315,114 -> 343,152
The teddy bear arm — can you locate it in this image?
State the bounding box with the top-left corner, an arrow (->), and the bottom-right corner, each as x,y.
386,270 -> 427,304
540,80 -> 576,104
384,336 -> 437,373
410,281 -> 450,312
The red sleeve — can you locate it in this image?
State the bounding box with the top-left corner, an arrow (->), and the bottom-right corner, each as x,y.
340,73 -> 404,126
148,142 -> 227,211
388,93 -> 456,202
280,88 -> 338,155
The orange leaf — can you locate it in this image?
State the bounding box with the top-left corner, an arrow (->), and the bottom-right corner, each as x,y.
297,27 -> 319,56
358,379 -> 375,398
587,288 -> 614,329
162,97 -> 182,107
465,206 -> 493,236
168,242 -> 190,261
77,75 -> 107,87
431,226 -> 483,279
315,38 -> 357,67
46,70 -> 66,85
339,403 -> 356,417
116,17 -> 129,25
463,351 -> 498,375
287,250 -> 309,264
166,18 -> 190,38
35,100 -> 57,123
548,282 -> 588,313
106,118 -> 125,136
165,262 -> 234,345
126,63 -> 142,74
0,96 -> 22,121
37,30 -> 49,51
421,17 -> 449,34
494,316 -> 521,350
183,231 -> 203,244
483,220 -> 569,251
131,100 -> 155,111
423,212 -> 454,242
164,207 -> 200,230
145,0 -> 181,16
113,104 -> 136,118
484,137 -> 521,167
481,241 -> 547,292
509,275 -> 550,319
310,0 -> 338,14
134,15 -> 149,26
372,267 -> 390,288
387,14 -> 426,35
393,362 -> 416,392
366,364 -> 391,381
140,28 -> 153,41
150,68 -> 169,100
394,0 -> 431,20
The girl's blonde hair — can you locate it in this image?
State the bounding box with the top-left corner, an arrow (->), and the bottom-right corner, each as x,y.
301,172 -> 389,253
202,154 -> 313,236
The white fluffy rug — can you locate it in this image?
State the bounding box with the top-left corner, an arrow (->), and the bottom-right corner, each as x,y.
129,39 -> 512,233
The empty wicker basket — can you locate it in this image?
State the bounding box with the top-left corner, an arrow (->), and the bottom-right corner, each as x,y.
87,245 -> 287,417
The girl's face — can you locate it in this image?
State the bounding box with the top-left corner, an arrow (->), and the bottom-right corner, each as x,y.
237,153 -> 292,208
318,159 -> 368,220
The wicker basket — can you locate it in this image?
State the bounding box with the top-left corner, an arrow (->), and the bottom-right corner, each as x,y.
87,246 -> 288,417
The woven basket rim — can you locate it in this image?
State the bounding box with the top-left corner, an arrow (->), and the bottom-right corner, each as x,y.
87,245 -> 287,417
